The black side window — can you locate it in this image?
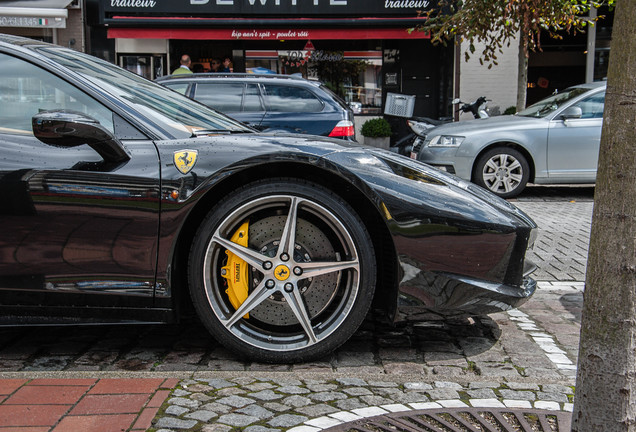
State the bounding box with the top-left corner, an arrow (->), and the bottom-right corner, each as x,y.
193,82 -> 244,112
262,84 -> 324,113
0,52 -> 113,135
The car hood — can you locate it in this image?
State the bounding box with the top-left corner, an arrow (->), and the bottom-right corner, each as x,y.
426,115 -> 546,137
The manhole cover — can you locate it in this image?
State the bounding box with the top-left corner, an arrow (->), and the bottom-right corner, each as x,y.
323,408 -> 571,432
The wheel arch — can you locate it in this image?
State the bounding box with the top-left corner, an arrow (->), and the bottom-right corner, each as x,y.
471,141 -> 536,184
169,161 -> 399,321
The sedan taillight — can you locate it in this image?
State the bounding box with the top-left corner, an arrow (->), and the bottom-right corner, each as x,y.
328,120 -> 355,138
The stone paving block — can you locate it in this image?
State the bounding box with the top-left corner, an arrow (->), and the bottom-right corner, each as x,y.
342,387 -> 373,396
201,425 -> 233,432
503,399 -> 533,408
244,426 -> 281,432
381,403 -> 410,412
534,401 -> 561,411
336,378 -> 367,386
335,398 -> 367,411
267,414 -> 309,427
329,411 -> 364,422
438,400 -> 469,408
218,413 -> 260,427
297,404 -> 339,417
154,417 -> 198,430
236,404 -> 275,420
470,398 -> 505,408
404,382 -> 433,391
263,402 -> 292,412
215,395 -> 255,408
309,391 -> 348,402
393,392 -> 430,404
427,389 -> 460,400
277,385 -> 310,394
466,388 -> 497,399
409,402 -> 442,410
185,410 -> 218,422
165,405 -> 189,416
352,406 -> 389,417
305,416 -> 343,428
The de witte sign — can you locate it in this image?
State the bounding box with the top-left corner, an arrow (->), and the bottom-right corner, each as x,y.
105,0 -> 433,16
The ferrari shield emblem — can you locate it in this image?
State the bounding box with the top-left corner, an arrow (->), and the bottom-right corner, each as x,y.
173,150 -> 198,174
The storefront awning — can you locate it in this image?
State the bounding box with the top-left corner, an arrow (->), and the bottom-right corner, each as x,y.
0,0 -> 73,28
108,26 -> 430,40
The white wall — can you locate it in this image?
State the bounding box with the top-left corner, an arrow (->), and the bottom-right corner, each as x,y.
458,34 -> 520,118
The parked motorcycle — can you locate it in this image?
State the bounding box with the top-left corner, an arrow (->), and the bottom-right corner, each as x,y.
390,96 -> 490,155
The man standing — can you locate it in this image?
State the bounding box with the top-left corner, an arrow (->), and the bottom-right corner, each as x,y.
172,55 -> 193,75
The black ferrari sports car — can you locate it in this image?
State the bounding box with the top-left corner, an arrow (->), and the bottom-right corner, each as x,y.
0,34 -> 537,363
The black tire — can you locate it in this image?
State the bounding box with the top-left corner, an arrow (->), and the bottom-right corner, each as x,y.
473,147 -> 530,198
188,179 -> 376,363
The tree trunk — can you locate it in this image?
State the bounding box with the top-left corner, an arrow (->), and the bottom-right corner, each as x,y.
516,36 -> 528,111
572,1 -> 636,430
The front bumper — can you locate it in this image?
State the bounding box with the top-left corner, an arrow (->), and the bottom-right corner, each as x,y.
412,138 -> 473,180
395,269 -> 537,322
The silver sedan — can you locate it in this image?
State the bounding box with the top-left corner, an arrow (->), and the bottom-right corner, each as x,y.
412,82 -> 605,197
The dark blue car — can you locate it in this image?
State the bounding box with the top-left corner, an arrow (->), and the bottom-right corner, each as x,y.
156,73 -> 356,140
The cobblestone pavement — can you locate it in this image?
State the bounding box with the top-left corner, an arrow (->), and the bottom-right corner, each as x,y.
0,185 -> 594,431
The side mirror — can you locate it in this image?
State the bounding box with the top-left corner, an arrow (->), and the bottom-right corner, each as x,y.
560,106 -> 583,120
32,110 -> 130,163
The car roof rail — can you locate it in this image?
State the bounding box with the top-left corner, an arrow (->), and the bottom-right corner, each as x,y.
157,73 -> 312,82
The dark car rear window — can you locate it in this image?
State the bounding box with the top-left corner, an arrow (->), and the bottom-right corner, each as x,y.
319,84 -> 351,112
261,84 -> 324,113
194,82 -> 244,112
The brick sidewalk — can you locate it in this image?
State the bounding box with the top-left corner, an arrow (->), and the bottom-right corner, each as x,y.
0,378 -> 177,431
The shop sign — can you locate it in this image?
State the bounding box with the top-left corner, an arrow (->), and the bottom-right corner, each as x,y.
104,0 -> 433,16
108,27 -> 431,40
279,49 -> 344,66
0,16 -> 66,28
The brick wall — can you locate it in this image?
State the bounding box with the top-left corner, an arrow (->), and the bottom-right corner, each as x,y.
459,34 -> 520,118
57,9 -> 84,51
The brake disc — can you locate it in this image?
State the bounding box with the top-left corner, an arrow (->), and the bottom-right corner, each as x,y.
247,215 -> 339,326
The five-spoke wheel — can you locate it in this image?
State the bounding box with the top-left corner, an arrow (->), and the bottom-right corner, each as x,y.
188,180 -> 376,363
474,147 -> 530,198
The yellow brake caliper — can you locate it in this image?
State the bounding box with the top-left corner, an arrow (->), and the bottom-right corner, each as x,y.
221,221 -> 250,318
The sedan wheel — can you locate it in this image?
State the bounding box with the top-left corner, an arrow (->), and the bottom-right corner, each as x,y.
188,179 -> 376,363
474,147 -> 530,198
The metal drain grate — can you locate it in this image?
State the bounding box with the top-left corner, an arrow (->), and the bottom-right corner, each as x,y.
323,408 -> 572,432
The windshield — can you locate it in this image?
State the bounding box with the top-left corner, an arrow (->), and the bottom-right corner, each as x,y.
36,47 -> 253,139
517,87 -> 590,118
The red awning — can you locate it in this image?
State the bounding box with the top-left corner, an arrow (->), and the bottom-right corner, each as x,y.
107,27 -> 430,40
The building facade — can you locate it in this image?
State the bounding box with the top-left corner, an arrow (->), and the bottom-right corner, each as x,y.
1,1 -> 612,125
85,0 -> 458,125
0,0 -> 85,51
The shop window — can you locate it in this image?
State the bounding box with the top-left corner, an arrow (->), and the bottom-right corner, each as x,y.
245,50 -> 382,115
119,54 -> 166,80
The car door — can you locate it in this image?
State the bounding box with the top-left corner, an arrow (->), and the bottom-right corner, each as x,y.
192,81 -> 266,129
546,91 -> 605,181
0,52 -> 161,316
